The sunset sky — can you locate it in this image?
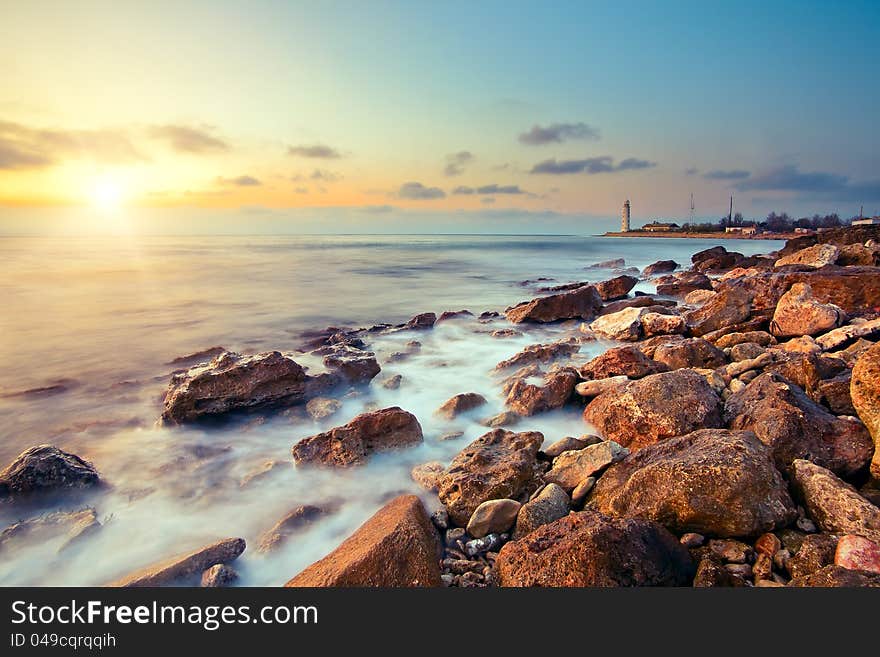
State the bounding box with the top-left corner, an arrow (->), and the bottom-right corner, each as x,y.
1,0 -> 879,233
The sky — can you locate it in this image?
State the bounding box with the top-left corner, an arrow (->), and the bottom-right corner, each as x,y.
1,0 -> 879,234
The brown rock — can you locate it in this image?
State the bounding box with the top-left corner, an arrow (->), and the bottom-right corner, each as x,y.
200,564 -> 238,588
817,372 -> 856,415
599,296 -> 677,316
643,260 -> 679,276
574,376 -> 629,398
437,429 -> 544,526
684,287 -> 752,337
693,557 -> 739,587
787,534 -> 839,579
505,285 -> 603,324
512,483 -> 570,539
321,346 -> 381,384
837,243 -> 880,267
788,564 -> 880,587
653,337 -> 726,370
725,373 -> 873,477
595,275 -> 638,301
714,331 -> 776,349
466,499 -> 521,538
584,369 -> 722,450
834,534 -> 880,574
382,374 -> 402,390
774,244 -> 840,268
708,539 -> 753,563
494,338 -> 580,370
0,445 -> 100,497
286,495 -> 441,587
765,351 -> 847,400
292,407 -> 423,467
306,397 -> 342,421
578,345 -> 668,380
496,509 -> 693,587
112,538 -> 246,587
405,312 -> 436,329
755,533 -> 782,558
641,312 -> 687,337
817,318 -> 880,350
770,283 -> 846,338
542,435 -> 601,458
258,505 -> 327,553
505,368 -> 577,416
588,306 -> 648,341
851,341 -> 880,481
544,441 -> 629,493
588,429 -> 796,537
480,411 -> 521,428
655,271 -> 713,298
410,462 -> 446,492
436,309 -> 473,322
436,392 -> 487,419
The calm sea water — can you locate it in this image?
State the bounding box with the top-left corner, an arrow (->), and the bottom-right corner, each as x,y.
0,233 -> 780,585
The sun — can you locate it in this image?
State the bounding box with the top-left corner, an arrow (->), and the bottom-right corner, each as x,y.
90,176 -> 125,211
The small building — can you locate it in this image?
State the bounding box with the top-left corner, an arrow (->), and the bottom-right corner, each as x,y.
853,217 -> 880,226
642,221 -> 679,232
794,227 -> 813,234
725,226 -> 757,235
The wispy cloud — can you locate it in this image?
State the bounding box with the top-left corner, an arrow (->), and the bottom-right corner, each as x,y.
444,151 -> 474,176
397,181 -> 446,200
287,144 -> 342,159
148,124 -> 228,154
530,156 -> 655,175
703,169 -> 750,180
216,175 -> 261,186
518,122 -> 600,145
310,169 -> 341,182
452,184 -> 526,195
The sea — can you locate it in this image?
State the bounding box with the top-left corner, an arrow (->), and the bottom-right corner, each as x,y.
0,233 -> 781,585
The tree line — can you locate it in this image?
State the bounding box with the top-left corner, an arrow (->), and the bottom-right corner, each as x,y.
678,211 -> 850,234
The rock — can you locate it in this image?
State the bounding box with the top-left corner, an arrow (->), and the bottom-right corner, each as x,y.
837,243 -> 880,266
0,445 -> 100,498
851,341 -> 880,481
437,429 -> 544,526
725,373 -> 873,477
755,533 -> 782,558
464,533 -> 504,557
436,392 -> 487,419
817,372 -> 856,415
381,374 -> 402,390
729,342 -> 765,361
292,407 -> 423,468
680,533 -> 705,549
306,397 -> 342,421
494,338 -> 580,370
817,318 -> 880,350
788,564 -> 880,587
684,287 -> 752,337
786,534 -> 839,579
599,296 -> 677,316
834,535 -> 880,574
200,564 -> 238,588
571,477 -> 597,505
714,331 -> 776,349
725,563 -> 753,579
641,312 -> 686,336
775,244 -> 840,268
578,345 -> 668,380
512,483 -> 570,539
437,309 -> 473,322
0,508 -> 100,553
544,441 -> 629,493
770,283 -> 846,338
286,495 -> 441,587
693,558 -> 739,587
752,553 -> 773,583
684,289 -> 717,306
491,328 -> 522,338
112,538 -> 246,587
655,271 -> 713,298
691,246 -> 729,266
480,411 -> 521,428
575,376 -> 629,398
643,260 -> 679,276
653,337 -> 726,370
764,351 -> 846,399
694,251 -> 746,273
466,499 -> 521,538
407,463 -> 445,493
595,275 -> 638,301
505,285 -> 603,324
587,258 -> 626,269
505,368 -> 577,416
588,429 -> 796,537
777,335 -> 822,354
258,505 -> 327,552
405,312 -> 436,329
321,346 -> 381,384
584,369 -> 722,451
707,539 -> 753,563
589,306 -> 646,341
495,509 -> 693,587
438,431 -> 465,442
790,460 -> 880,543
543,435 -> 600,458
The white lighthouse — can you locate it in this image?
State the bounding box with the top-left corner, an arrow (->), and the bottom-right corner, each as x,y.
621,199 -> 631,232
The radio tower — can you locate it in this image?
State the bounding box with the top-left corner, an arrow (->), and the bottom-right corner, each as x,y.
689,193 -> 695,224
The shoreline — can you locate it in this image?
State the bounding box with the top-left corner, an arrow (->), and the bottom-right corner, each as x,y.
603,231 -> 798,240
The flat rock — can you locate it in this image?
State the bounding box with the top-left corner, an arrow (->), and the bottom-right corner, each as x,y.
0,445 -> 100,496
655,271 -> 713,298
112,538 -> 246,587
589,306 -> 647,341
494,338 -> 580,370
641,312 -> 686,336
714,330 -> 776,349
505,285 -> 603,324
306,397 -> 342,421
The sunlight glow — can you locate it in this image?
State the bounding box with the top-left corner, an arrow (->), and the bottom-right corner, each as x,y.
90,176 -> 125,211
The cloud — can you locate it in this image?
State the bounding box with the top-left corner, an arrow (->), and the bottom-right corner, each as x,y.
397,181 -> 446,200
732,164 -> 880,201
452,184 -> 526,195
703,169 -> 751,180
518,122 -> 600,145
148,124 -> 228,153
685,167 -> 699,176
444,151 -> 474,176
216,175 -> 261,186
287,144 -> 341,159
530,156 -> 656,175
310,169 -> 341,182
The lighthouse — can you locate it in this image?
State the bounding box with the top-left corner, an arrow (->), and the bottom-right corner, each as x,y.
621,199 -> 631,232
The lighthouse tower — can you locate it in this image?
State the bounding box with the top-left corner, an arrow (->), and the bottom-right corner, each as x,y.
621,199 -> 631,232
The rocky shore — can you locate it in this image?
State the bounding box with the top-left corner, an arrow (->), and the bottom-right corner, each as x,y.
3,224 -> 880,587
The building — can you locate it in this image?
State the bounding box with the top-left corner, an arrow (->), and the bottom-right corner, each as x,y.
642,221 -> 679,232
853,217 -> 880,226
621,199 -> 631,232
725,225 -> 757,235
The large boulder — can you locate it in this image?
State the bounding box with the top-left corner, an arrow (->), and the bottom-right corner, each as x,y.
292,407 -> 423,467
588,429 -> 796,537
505,285 -> 603,324
595,275 -> 638,301
495,509 -> 693,587
684,287 -> 752,337
770,283 -> 846,338
790,459 -> 880,543
851,342 -> 880,481
578,345 -> 668,380
286,495 -> 441,587
505,368 -> 577,416
584,369 -> 723,450
652,337 -> 726,370
111,538 -> 246,587
774,244 -> 840,268
437,429 -> 544,526
725,373 -> 873,477
0,445 -> 100,496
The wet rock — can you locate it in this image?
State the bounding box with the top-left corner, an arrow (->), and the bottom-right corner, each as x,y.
775,244 -> 840,268
465,533 -> 504,557
817,317 -> 880,350
684,287 -> 752,337
506,368 -> 577,416
587,258 -> 625,269
653,337 -> 726,370
834,535 -> 880,574
595,275 -> 638,301
112,538 -> 246,587
405,312 -> 437,330
752,553 -> 773,583
258,505 -> 327,553
588,429 -> 796,537
578,345 -> 668,381
292,407 -> 423,468
410,462 -> 446,492
513,483 -> 570,539
788,564 -> 880,587
505,285 -> 603,324
168,346 -> 227,367
286,495 -> 441,587
641,312 -> 686,337
466,499 -> 521,538
770,283 -> 846,338
491,328 -> 522,338
544,441 -> 629,493
714,330 -> 776,349
542,435 -> 598,459
0,508 -> 100,554
790,459 -> 880,543
437,429 -> 544,526
494,338 -> 580,370
655,271 -> 713,298
643,260 -> 679,276
438,431 -> 465,442
436,392 -> 488,420
431,508 -> 449,531
321,346 -> 381,384
584,369 -> 722,451
306,397 -> 342,421
0,445 -> 100,496
381,374 -> 402,390
496,509 -> 693,587
691,246 -> 729,266
851,341 -> 880,481
437,309 -> 473,323
725,373 -> 873,477
200,564 -> 238,588
480,411 -> 521,428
